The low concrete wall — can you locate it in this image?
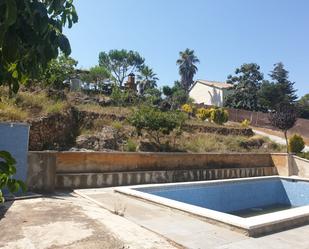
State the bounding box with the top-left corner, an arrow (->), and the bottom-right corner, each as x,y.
27,152 -> 289,191
291,156 -> 309,178
56,167 -> 277,189
56,152 -> 279,173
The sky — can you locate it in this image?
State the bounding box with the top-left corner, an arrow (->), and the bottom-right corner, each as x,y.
64,0 -> 309,97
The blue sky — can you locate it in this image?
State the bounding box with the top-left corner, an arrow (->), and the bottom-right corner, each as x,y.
65,0 -> 309,97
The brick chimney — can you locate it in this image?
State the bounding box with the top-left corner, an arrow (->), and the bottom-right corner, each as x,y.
125,73 -> 136,91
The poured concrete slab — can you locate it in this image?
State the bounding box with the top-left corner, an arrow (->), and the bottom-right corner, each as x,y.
75,188 -> 309,249
0,194 -> 177,249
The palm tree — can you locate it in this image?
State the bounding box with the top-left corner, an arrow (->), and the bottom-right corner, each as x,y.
176,49 -> 200,92
137,66 -> 159,95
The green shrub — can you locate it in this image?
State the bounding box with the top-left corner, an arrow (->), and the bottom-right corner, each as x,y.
181,104 -> 193,114
289,134 -> 305,153
196,108 -> 211,121
124,139 -> 138,152
128,106 -> 187,145
241,119 -> 251,128
210,108 -> 228,125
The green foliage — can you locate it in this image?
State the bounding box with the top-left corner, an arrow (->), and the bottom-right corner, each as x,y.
0,0 -> 78,96
210,108 -> 229,125
258,63 -> 297,111
0,151 -> 26,202
41,55 -> 77,89
99,49 -> 144,87
224,63 -> 263,111
124,139 -> 138,152
110,85 -> 139,107
289,134 -> 305,153
196,108 -> 211,121
137,65 -> 158,95
162,82 -> 190,110
81,65 -> 111,93
298,94 -> 309,119
143,88 -> 162,106
269,62 -> 297,104
176,49 -> 199,91
128,106 -> 187,145
269,103 -> 297,152
241,119 -> 251,128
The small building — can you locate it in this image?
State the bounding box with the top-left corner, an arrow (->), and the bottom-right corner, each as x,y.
189,80 -> 233,107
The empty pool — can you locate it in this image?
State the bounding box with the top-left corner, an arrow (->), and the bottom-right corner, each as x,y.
116,176 -> 309,236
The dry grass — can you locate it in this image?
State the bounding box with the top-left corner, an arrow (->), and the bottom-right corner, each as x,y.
0,102 -> 28,121
178,133 -> 285,153
0,88 -> 69,121
76,103 -> 132,116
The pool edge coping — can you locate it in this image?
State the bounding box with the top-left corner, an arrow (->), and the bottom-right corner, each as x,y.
115,176 -> 309,236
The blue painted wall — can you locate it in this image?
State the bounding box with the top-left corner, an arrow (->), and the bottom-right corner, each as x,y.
138,178 -> 309,213
0,123 -> 30,183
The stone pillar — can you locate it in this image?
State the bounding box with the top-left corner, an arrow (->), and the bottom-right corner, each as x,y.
27,152 -> 57,193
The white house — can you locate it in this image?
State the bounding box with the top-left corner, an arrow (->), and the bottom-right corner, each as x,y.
189,80 -> 233,107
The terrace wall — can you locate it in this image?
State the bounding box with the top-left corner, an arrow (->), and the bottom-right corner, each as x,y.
27,152 -> 289,192
291,156 -> 309,178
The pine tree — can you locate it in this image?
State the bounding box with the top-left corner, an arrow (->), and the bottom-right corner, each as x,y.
269,62 -> 297,104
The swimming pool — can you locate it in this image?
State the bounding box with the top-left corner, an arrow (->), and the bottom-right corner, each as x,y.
116,176 -> 309,236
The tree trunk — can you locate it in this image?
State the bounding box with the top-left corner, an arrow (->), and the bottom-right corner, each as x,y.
284,130 -> 289,153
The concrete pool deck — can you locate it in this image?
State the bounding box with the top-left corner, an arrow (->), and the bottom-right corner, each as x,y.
75,188 -> 309,249
1,189 -> 309,249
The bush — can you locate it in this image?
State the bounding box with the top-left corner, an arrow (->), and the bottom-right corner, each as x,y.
128,106 -> 187,146
196,108 -> 211,121
241,119 -> 251,128
181,104 -> 193,114
124,139 -> 138,152
289,134 -> 305,153
210,108 -> 228,125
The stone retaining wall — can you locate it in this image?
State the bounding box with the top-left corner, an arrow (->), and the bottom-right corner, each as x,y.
27,152 -> 288,192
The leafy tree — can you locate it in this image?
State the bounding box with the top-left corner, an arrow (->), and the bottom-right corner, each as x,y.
41,54 -> 77,89
269,103 -> 297,153
297,94 -> 309,119
176,49 -> 199,91
224,63 -> 263,111
143,88 -> 162,106
0,0 -> 78,96
99,49 -> 144,87
162,81 -> 191,110
128,106 -> 187,147
0,151 -> 26,203
82,66 -> 111,93
137,65 -> 158,95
